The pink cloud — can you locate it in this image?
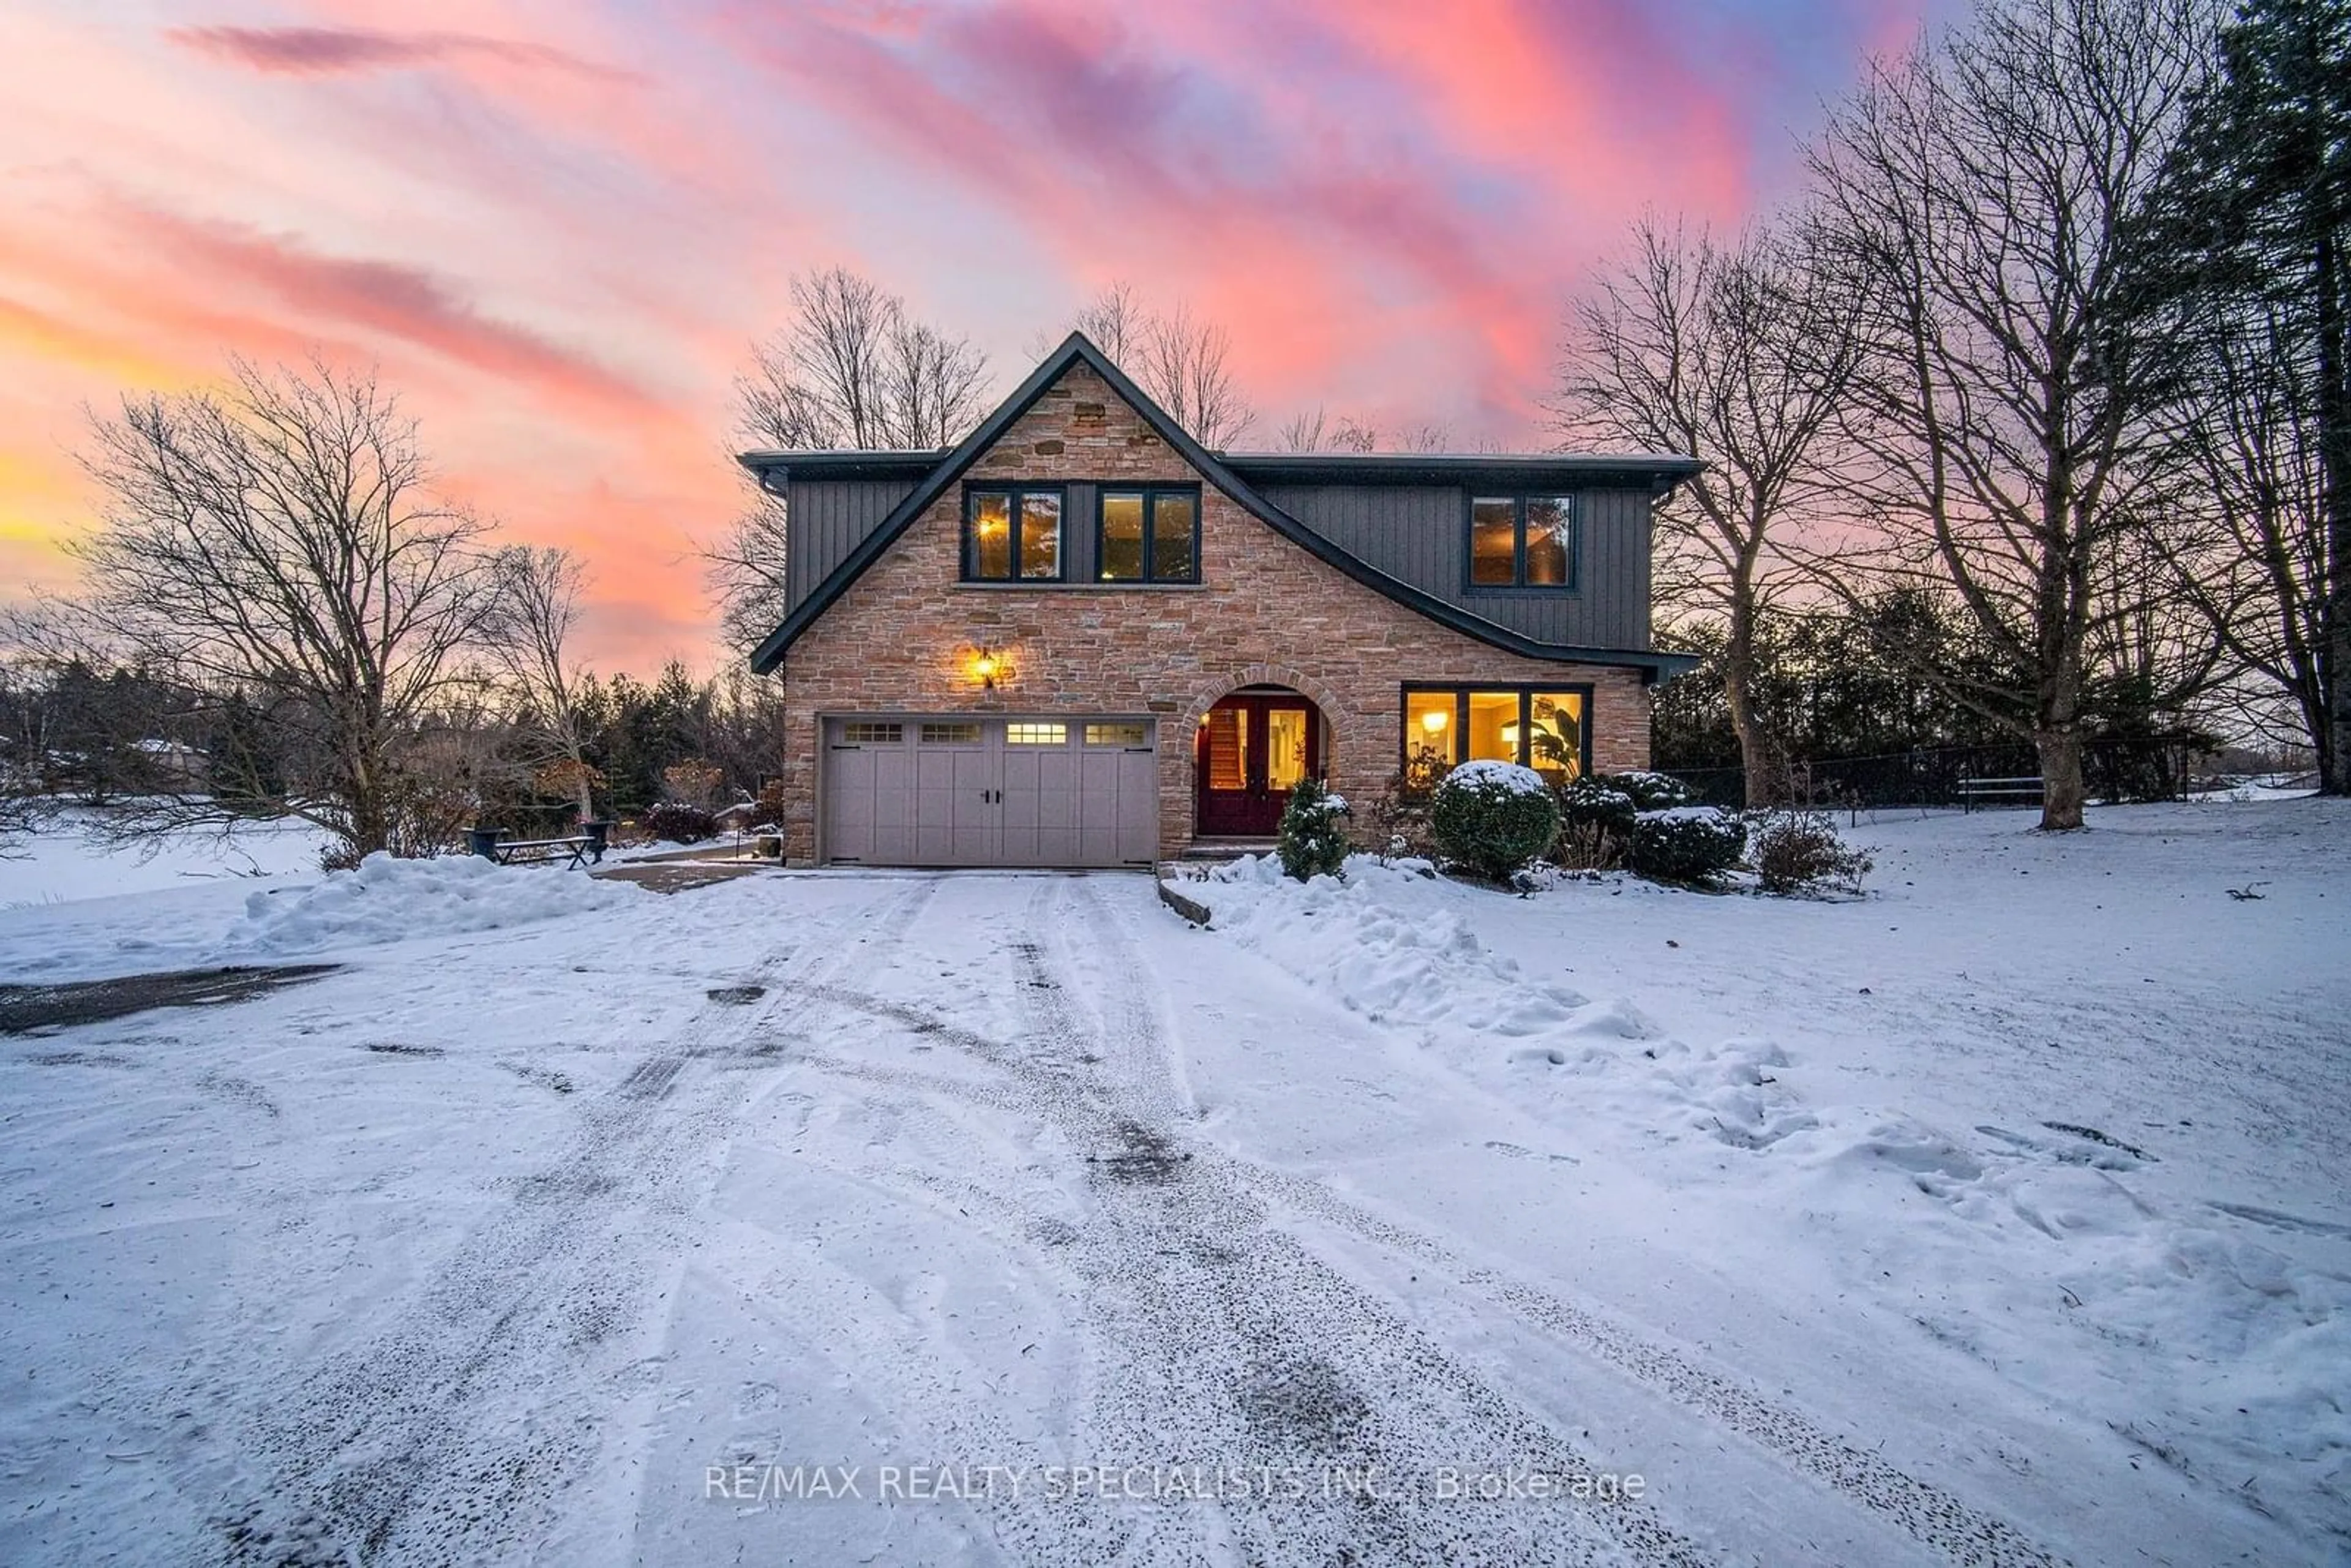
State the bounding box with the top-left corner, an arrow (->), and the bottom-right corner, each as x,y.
2,0 -> 1891,669
95,199 -> 659,414
167,24 -> 644,83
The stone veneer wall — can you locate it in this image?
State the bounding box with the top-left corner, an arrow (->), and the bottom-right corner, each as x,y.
774,364 -> 1651,861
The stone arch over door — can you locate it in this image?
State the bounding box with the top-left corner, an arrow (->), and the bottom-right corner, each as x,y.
1176,664 -> 1349,760
1180,664 -> 1348,841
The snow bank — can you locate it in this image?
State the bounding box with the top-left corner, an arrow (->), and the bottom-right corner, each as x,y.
1204,852 -> 1778,1103
219,852 -> 645,957
1205,853 -> 1670,1053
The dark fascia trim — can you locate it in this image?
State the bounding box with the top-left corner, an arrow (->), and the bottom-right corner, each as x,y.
1221,451 -> 1703,495
744,332 -> 1698,681
739,450 -> 943,486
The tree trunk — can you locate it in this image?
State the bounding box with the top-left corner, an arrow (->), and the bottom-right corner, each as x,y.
2034,722 -> 2088,830
2317,227 -> 2351,793
1723,601 -> 1774,808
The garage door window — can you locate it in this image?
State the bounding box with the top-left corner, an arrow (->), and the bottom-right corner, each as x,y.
1085,721 -> 1149,746
1005,722 -> 1067,745
920,722 -> 981,744
841,721 -> 902,743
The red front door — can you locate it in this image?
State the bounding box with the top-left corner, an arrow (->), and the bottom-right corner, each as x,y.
1196,695 -> 1319,837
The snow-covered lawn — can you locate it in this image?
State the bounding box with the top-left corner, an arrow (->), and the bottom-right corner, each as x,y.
2,811 -> 335,908
0,800 -> 2341,1564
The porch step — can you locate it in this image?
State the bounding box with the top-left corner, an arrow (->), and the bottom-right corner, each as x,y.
1175,838 -> 1277,861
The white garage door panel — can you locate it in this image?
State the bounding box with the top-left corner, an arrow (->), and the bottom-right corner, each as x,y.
822,716 -> 1155,868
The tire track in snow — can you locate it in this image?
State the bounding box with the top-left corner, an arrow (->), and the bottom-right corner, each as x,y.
168,877 -> 944,1567
781,878 -> 2066,1567
786,880 -> 1704,1566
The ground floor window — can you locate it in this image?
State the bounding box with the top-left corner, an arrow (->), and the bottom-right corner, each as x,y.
1402,685 -> 1588,789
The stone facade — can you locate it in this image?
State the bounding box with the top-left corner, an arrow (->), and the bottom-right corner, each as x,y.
774,364 -> 1653,862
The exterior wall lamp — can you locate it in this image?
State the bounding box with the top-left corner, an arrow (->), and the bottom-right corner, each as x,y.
969,646 -> 1003,689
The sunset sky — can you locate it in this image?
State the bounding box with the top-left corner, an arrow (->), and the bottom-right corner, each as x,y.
1,0 -> 1940,672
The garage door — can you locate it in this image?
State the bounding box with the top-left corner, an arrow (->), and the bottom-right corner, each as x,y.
821,716 -> 1158,868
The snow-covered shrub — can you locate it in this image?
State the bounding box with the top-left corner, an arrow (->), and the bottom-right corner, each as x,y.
1554,771 -> 1692,869
1431,760 -> 1561,881
1554,776 -> 1637,868
1627,806 -> 1745,885
640,801 -> 718,844
1749,809 -> 1872,895
1277,777 -> 1352,881
1614,771 -> 1695,810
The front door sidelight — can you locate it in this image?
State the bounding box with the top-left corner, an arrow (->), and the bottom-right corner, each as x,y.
1196,696 -> 1319,837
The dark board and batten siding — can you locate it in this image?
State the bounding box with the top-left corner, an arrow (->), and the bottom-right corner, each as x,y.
784,473 -> 1657,650
784,479 -> 920,615
1252,484 -> 1654,651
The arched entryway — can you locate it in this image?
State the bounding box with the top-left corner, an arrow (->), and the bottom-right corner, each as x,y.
1194,685 -> 1325,838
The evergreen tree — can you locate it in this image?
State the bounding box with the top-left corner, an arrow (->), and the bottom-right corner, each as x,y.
2159,0 -> 2351,788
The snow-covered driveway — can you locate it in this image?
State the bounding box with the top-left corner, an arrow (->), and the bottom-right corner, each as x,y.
1,805 -> 2339,1565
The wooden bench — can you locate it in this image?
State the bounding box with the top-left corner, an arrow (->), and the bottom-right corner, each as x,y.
1955,776 -> 2044,812
468,823 -> 609,867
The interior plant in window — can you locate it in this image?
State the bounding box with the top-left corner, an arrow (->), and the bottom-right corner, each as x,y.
1430,760 -> 1561,883
1276,777 -> 1352,882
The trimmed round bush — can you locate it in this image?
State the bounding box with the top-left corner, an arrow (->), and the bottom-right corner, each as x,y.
1558,775 -> 1639,839
1431,760 -> 1562,881
1555,770 -> 1697,869
1612,770 -> 1695,810
1276,777 -> 1352,882
641,800 -> 718,844
1626,807 -> 1745,885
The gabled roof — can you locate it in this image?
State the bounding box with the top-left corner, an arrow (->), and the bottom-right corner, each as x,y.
740,332 -> 1698,678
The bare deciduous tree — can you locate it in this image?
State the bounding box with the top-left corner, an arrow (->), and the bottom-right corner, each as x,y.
2163,298 -> 2334,764
1136,300 -> 1253,446
1043,284 -> 1254,445
1276,406 -> 1447,453
736,267 -> 991,451
58,358 -> 501,863
484,544 -> 598,822
1062,280 -> 1149,369
711,269 -> 992,659
1554,216 -> 1861,804
1805,0 -> 2220,828
702,497 -> 793,662
0,655 -> 58,852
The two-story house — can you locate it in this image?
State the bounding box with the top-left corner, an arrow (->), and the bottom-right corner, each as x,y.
742,332 -> 1697,868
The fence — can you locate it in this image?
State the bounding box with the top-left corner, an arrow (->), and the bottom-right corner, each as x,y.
1661,737 -> 2204,813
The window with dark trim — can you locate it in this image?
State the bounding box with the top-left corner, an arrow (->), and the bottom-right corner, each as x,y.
1401,684 -> 1589,790
964,486 -> 1065,582
1467,495 -> 1576,589
1097,486 -> 1200,583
